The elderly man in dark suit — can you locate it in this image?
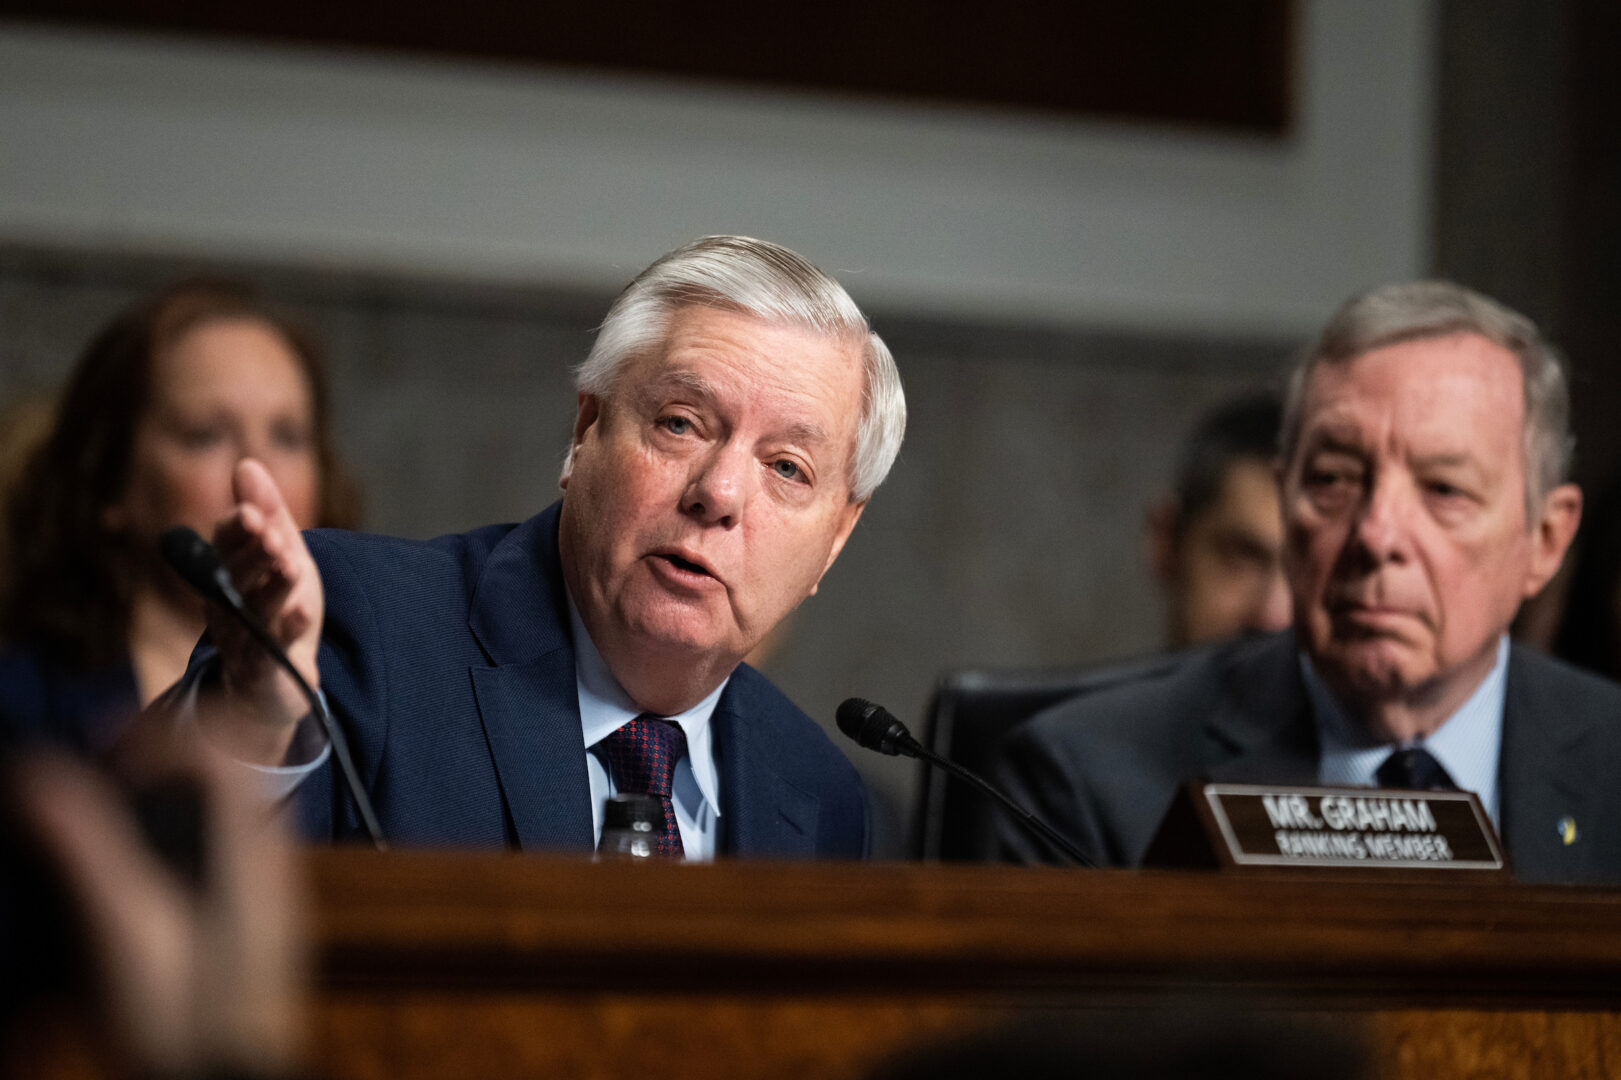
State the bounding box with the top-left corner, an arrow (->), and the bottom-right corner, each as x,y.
190,236 -> 906,859
996,281 -> 1621,884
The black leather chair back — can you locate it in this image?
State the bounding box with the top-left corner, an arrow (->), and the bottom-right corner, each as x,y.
914,655 -> 1175,861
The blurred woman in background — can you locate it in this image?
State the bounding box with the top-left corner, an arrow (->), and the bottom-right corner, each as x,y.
0,278 -> 360,751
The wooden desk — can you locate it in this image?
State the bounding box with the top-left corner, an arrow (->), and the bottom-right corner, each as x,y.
310,852 -> 1621,1079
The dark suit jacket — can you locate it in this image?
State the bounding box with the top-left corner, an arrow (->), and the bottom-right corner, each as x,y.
261,501 -> 868,858
0,644 -> 139,755
993,631 -> 1621,884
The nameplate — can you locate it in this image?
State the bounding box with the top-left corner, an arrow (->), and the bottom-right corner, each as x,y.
1145,782 -> 1506,872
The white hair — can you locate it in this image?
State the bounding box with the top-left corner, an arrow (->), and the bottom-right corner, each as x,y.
1281,280 -> 1573,514
566,235 -> 905,502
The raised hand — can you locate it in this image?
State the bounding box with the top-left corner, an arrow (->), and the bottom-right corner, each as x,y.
204,458 -> 325,764
12,739 -> 308,1079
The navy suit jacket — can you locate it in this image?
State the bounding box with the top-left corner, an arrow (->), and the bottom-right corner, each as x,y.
994,631 -> 1621,885
0,645 -> 139,755
273,501 -> 868,858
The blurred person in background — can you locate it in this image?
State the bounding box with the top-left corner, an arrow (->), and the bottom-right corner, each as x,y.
0,278 -> 360,753
1550,471 -> 1621,681
0,395 -> 57,576
1145,392 -> 1290,648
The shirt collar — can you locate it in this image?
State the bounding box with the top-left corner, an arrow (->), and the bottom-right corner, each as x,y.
1304,635 -> 1507,825
566,591 -> 724,818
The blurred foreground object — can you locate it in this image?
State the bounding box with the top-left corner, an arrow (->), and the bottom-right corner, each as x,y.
867,1005 -> 1366,1080
5,729 -> 308,1080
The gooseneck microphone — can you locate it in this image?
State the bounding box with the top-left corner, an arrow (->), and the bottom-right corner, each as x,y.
836,697 -> 1093,867
160,526 -> 386,850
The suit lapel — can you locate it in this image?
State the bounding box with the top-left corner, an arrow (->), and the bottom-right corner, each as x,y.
470,657 -> 593,850
1172,638 -> 1607,883
1498,650 -> 1600,883
713,688 -> 817,857
466,503 -> 593,852
1205,633 -> 1321,785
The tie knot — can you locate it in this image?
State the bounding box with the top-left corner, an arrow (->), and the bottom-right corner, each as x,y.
1376,746 -> 1457,792
599,715 -> 687,800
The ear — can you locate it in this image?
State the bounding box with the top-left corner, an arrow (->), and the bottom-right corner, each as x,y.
806,499 -> 867,597
560,393 -> 601,489
1146,496 -> 1180,583
1523,482 -> 1583,599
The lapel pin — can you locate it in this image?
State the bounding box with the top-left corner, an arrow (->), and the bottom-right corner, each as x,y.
1557,816 -> 1578,846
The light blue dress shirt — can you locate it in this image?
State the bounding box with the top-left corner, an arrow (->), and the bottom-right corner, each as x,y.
229,588 -> 725,859
1305,634 -> 1508,827
567,599 -> 724,861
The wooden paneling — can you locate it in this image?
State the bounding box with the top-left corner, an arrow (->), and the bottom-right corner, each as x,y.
305,852 -> 1621,1079
316,996 -> 988,1080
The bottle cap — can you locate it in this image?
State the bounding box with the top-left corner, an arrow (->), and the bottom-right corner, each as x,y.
602,793 -> 661,832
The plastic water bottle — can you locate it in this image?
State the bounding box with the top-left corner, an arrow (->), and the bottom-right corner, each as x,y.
598,793 -> 661,859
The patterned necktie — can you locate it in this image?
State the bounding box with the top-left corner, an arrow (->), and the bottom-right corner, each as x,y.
1375,746 -> 1457,792
597,715 -> 687,856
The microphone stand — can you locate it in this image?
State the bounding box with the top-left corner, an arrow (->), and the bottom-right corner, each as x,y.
836,697 -> 1093,868
161,527 -> 386,850
911,743 -> 1094,868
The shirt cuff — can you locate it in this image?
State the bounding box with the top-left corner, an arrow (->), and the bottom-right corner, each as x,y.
241,710 -> 333,802
173,670 -> 333,800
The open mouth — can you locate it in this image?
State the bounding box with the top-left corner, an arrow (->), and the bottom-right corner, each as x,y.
657,552 -> 712,577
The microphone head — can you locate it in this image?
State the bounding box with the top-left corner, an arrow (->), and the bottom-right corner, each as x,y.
835,697 -> 878,743
159,525 -> 226,600
835,697 -> 919,758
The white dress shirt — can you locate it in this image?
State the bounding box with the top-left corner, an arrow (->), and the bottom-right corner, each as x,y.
1306,634 -> 1508,827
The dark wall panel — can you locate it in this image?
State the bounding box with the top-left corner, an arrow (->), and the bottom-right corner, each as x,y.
0,1 -> 1293,133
